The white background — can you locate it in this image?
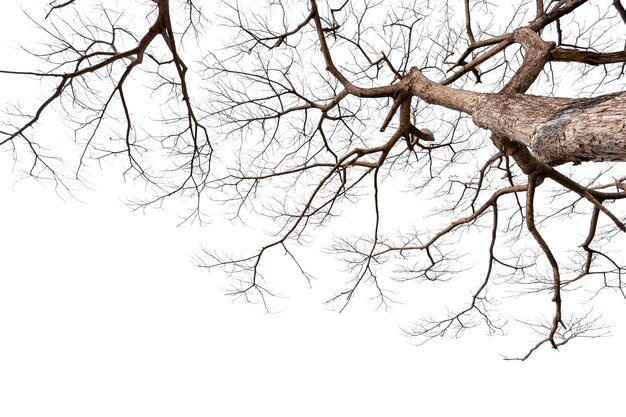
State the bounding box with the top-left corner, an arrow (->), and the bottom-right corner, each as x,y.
1,2 -> 625,416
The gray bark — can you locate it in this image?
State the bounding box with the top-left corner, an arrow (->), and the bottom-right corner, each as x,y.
408,68 -> 626,165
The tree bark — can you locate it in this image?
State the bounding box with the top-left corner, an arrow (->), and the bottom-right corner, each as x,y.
408,68 -> 626,165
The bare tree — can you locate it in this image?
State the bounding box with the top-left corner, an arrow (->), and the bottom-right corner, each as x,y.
1,0 -> 625,359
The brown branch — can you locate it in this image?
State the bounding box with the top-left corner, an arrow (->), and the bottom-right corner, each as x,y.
536,0 -> 544,18
403,203 -> 504,341
503,28 -> 555,94
374,184 -> 528,258
526,174 -> 563,350
551,48 -> 626,65
309,0 -> 399,98
545,167 -> 626,232
45,0 -> 76,19
464,0 -> 476,44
